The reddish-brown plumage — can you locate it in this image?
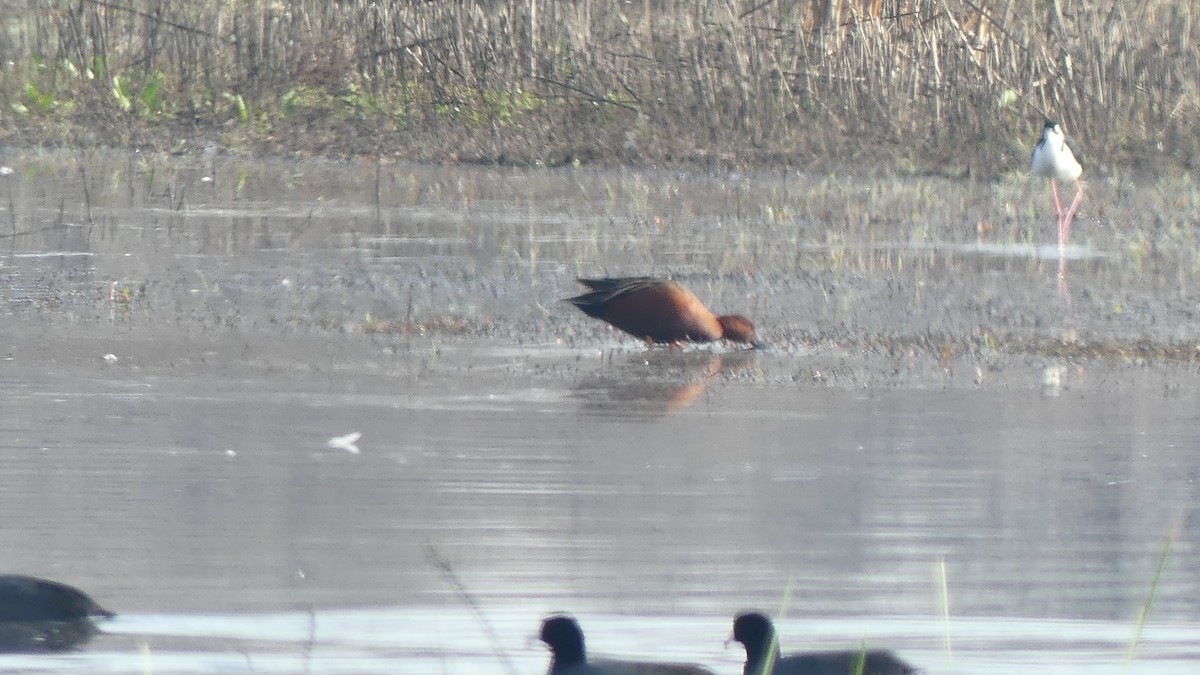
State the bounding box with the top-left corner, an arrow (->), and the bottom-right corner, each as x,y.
565,277 -> 759,346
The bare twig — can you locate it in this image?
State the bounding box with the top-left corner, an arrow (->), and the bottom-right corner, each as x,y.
82,0 -> 223,41
425,544 -> 518,675
534,76 -> 640,112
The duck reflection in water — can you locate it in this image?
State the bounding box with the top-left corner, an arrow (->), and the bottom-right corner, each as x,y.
0,575 -> 115,652
574,349 -> 758,416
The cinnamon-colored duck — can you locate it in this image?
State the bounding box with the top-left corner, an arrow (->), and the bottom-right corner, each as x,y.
565,277 -> 761,347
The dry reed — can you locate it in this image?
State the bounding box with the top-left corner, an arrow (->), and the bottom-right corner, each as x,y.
1,0 -> 1197,171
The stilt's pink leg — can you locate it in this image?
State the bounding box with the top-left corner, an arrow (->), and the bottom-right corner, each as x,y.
1050,180 -> 1065,222
1061,180 -> 1084,243
1051,180 -> 1067,267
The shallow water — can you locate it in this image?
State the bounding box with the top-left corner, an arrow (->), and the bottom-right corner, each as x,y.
1,150 -> 1199,673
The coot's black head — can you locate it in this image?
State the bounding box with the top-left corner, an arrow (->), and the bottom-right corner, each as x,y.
732,611 -> 775,648
540,614 -> 586,667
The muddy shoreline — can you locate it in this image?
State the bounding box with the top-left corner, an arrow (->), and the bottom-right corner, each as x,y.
4,148 -> 1200,388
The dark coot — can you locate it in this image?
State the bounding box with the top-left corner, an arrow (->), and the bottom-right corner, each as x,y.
731,612 -> 918,675
540,614 -> 716,675
0,574 -> 115,652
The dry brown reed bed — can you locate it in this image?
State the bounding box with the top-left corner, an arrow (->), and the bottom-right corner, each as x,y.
2,0 -> 1197,172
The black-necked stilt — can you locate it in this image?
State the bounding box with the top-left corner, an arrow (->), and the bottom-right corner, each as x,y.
731,611 -> 919,675
1030,119 -> 1084,257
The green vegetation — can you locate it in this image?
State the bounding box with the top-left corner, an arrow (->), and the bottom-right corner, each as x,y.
1,0 -> 1196,170
1125,518 -> 1182,669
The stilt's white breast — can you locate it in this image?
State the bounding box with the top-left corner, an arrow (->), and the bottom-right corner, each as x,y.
1031,124 -> 1083,182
